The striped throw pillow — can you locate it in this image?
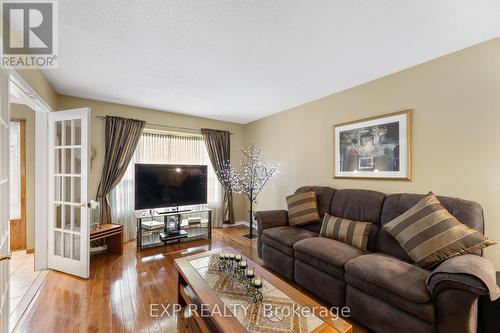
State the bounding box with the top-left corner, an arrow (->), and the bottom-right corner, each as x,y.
383,193 -> 496,269
286,191 -> 321,226
320,214 -> 372,251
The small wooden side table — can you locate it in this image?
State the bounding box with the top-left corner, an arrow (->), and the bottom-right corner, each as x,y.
90,223 -> 124,255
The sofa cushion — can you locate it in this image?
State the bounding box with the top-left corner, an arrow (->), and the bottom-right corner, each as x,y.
286,191 -> 321,226
345,253 -> 431,303
383,193 -> 496,269
262,226 -> 317,256
320,214 -> 372,251
330,189 -> 386,224
345,253 -> 434,323
378,192 -> 485,261
330,189 -> 386,251
294,237 -> 365,279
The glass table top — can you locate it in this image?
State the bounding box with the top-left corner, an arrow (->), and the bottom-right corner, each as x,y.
189,253 -> 326,333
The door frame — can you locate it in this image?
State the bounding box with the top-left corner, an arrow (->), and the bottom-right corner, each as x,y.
9,70 -> 53,270
8,119 -> 27,250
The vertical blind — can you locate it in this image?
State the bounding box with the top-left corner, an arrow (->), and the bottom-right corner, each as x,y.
111,132 -> 223,241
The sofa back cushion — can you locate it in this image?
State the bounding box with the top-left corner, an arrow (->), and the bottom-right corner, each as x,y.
378,193 -> 485,262
329,189 -> 386,251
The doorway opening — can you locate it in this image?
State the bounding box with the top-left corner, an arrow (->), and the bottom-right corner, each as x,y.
8,94 -> 49,332
9,118 -> 26,252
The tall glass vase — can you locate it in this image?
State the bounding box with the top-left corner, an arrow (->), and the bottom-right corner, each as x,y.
90,207 -> 100,231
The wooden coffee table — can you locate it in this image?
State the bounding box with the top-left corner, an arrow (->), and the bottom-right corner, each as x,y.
175,247 -> 352,333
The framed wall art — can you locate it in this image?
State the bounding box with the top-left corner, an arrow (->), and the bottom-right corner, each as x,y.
333,110 -> 412,180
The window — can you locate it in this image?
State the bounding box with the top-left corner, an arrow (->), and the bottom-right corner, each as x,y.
9,121 -> 21,219
111,132 -> 222,241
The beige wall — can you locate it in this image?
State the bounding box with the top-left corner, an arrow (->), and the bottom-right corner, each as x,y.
16,69 -> 58,110
245,37 -> 500,269
57,95 -> 248,222
10,103 -> 36,249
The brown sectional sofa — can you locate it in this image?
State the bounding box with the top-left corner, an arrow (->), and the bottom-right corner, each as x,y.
255,186 -> 497,333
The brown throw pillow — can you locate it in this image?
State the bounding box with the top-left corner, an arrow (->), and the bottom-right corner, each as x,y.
320,214 -> 372,251
286,191 -> 321,226
383,193 -> 496,269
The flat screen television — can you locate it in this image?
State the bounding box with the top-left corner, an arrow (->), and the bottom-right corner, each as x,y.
134,164 -> 208,210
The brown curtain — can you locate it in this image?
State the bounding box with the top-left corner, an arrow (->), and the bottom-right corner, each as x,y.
201,128 -> 234,224
97,116 -> 145,224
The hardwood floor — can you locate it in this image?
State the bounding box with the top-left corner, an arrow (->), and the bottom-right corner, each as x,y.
9,251 -> 48,332
14,226 -> 368,333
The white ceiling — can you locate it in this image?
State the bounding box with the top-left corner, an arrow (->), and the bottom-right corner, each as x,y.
43,0 -> 500,123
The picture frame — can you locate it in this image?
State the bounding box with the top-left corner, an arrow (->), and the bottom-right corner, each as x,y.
333,110 -> 412,180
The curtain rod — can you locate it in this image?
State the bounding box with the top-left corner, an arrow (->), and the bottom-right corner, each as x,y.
95,115 -> 234,134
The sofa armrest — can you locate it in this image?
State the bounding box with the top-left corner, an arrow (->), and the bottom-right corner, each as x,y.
255,210 -> 288,258
427,255 -> 499,301
255,210 -> 289,230
428,255 -> 500,333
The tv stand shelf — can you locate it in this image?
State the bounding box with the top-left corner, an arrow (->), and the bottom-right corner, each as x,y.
156,209 -> 192,216
136,208 -> 212,251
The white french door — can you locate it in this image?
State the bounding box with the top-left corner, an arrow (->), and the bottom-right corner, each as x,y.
48,108 -> 90,278
0,70 -> 11,333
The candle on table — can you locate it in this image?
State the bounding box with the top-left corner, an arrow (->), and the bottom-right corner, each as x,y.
253,278 -> 262,288
229,253 -> 235,260
235,254 -> 241,261
246,269 -> 254,277
240,261 -> 247,268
